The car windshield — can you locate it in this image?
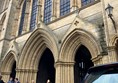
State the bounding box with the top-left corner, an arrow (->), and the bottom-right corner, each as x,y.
93,74 -> 118,83
84,68 -> 118,83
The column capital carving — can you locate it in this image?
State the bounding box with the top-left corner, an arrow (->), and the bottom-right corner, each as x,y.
55,61 -> 75,67
71,0 -> 79,11
92,55 -> 103,63
16,69 -> 38,73
1,71 -> 11,75
107,46 -> 116,51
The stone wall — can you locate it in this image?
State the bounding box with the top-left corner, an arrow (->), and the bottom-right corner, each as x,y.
0,0 -> 118,83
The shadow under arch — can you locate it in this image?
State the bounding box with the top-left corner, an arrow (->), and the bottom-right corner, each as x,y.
0,51 -> 17,82
115,40 -> 118,60
74,45 -> 94,83
36,48 -> 55,83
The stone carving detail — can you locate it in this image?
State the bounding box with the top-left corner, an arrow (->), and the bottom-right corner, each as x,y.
74,21 -> 79,26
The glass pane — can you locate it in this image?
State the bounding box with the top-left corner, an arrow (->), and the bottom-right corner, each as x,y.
30,0 -> 38,31
93,74 -> 118,83
18,0 -> 26,35
81,0 -> 95,6
44,0 -> 52,24
60,0 -> 70,16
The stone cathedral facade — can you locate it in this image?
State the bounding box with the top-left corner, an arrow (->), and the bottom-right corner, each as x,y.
0,0 -> 118,83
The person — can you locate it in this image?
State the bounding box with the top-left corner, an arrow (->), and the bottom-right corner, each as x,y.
15,78 -> 20,83
8,77 -> 14,83
0,75 -> 4,83
31,80 -> 34,83
47,79 -> 50,83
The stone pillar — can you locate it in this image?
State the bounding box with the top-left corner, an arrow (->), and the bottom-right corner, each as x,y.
70,0 -> 79,12
108,46 -> 118,62
92,55 -> 103,66
3,0 -> 7,10
40,0 -> 45,21
56,0 -> 60,18
16,69 -> 37,83
11,7 -> 20,38
51,0 -> 57,21
55,61 -> 74,83
1,71 -> 11,83
101,0 -> 110,47
78,0 -> 82,8
22,0 -> 31,33
37,0 -> 42,24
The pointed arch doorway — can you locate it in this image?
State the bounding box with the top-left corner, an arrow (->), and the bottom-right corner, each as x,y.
36,48 -> 55,83
74,45 -> 94,83
0,52 -> 16,82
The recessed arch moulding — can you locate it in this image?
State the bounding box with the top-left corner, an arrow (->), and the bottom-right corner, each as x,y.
0,51 -> 17,82
17,28 -> 59,83
59,29 -> 102,63
18,28 -> 59,69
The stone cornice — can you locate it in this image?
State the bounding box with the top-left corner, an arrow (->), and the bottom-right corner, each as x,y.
92,55 -> 103,62
1,71 -> 11,75
55,61 -> 75,67
16,69 -> 38,73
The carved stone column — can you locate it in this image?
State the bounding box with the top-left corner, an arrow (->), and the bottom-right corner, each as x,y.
22,1 -> 31,33
70,0 -> 79,11
37,0 -> 42,24
1,71 -> 11,83
55,61 -> 74,83
16,69 -> 37,83
11,7 -> 20,38
108,46 -> 118,62
51,0 -> 57,20
41,0 -> 45,21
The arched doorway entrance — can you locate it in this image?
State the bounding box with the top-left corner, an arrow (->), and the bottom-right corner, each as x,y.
74,45 -> 94,83
0,52 -> 17,82
36,48 -> 55,83
10,61 -> 16,79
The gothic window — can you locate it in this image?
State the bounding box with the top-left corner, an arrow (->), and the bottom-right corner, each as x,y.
60,0 -> 70,16
44,0 -> 52,24
30,0 -> 38,31
81,0 -> 95,6
18,0 -> 26,35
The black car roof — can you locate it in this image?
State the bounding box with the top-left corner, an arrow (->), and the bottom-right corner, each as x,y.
88,62 -> 118,73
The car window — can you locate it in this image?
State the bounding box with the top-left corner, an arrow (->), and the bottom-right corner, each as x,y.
93,74 -> 118,83
84,68 -> 118,83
